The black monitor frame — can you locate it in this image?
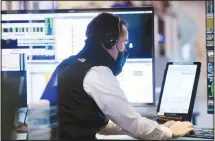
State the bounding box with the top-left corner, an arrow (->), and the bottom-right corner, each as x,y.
1,6 -> 153,14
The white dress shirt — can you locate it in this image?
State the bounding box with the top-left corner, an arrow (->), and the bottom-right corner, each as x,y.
83,66 -> 172,140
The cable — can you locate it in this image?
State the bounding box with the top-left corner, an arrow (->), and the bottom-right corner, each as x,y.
23,109 -> 28,125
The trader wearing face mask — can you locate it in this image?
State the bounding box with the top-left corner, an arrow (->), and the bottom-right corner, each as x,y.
57,13 -> 194,140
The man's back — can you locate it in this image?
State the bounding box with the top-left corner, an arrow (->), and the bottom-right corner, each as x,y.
40,54 -> 109,139
41,55 -> 78,104
58,58 -> 109,140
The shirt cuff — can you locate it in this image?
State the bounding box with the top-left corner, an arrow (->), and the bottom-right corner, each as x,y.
160,126 -> 173,140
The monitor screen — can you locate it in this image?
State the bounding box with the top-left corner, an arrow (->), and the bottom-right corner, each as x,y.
2,7 -> 154,60
1,70 -> 27,107
26,60 -> 60,104
2,38 -> 28,108
117,59 -> 154,106
2,7 -> 155,106
159,64 -> 198,114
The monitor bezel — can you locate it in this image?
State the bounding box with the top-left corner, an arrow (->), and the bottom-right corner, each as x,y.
1,6 -> 153,14
2,7 -> 156,107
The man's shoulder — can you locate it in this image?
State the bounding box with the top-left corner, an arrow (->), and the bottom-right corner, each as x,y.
88,66 -> 113,76
55,56 -> 79,73
58,56 -> 77,68
84,66 -> 117,85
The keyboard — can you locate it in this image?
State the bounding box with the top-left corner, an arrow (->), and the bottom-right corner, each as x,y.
186,127 -> 214,139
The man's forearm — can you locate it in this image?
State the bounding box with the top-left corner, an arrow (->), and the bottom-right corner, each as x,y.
98,121 -> 173,140
98,122 -> 127,135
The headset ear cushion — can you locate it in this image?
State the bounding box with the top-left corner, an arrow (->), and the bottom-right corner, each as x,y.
110,39 -> 117,48
104,34 -> 117,49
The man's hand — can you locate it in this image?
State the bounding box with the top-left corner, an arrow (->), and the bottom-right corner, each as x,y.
169,121 -> 194,138
162,120 -> 176,128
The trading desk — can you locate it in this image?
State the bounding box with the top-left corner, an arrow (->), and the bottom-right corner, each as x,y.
17,133 -> 211,140
96,135 -> 212,140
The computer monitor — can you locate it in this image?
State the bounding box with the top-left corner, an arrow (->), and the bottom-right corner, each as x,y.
1,70 -> 27,108
25,60 -> 61,104
2,39 -> 27,108
207,49 -> 214,114
117,59 -> 154,106
157,62 -> 201,120
2,7 -> 155,106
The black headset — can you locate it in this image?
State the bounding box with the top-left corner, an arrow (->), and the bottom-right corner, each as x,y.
86,13 -> 121,50
103,15 -> 121,49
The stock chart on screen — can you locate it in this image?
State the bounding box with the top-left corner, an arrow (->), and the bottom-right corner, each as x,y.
206,0 -> 214,114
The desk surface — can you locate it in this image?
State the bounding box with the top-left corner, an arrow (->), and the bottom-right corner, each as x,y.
17,133 -> 211,140
96,135 -> 212,140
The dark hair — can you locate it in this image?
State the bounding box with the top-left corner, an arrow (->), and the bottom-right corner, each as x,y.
85,12 -> 127,42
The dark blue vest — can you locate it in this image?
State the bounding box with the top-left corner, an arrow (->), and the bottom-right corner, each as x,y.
41,41 -> 118,139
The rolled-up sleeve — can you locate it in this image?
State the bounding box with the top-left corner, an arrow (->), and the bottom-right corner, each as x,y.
83,66 -> 172,140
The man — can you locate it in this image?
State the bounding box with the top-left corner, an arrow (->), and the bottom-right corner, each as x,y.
42,13 -> 194,140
